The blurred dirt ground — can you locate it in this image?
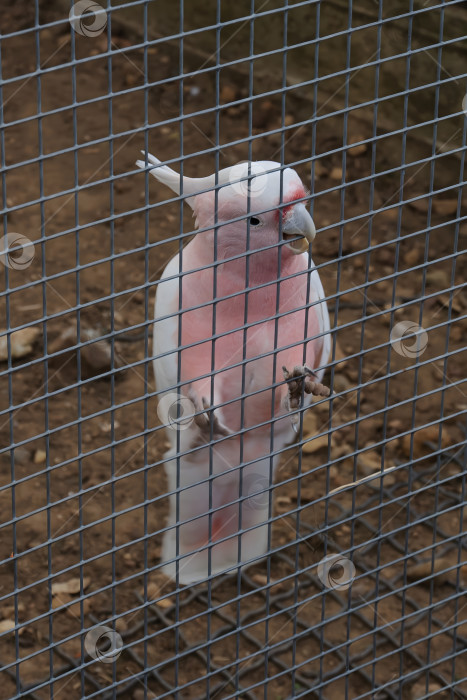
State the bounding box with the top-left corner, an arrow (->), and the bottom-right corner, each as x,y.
0,2 -> 466,698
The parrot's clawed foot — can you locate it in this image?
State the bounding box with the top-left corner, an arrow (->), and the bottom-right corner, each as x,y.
282,365 -> 330,431
188,389 -> 233,447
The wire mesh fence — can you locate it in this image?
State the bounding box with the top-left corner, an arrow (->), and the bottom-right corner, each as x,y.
0,0 -> 466,698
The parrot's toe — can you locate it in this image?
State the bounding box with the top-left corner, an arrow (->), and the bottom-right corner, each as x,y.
282,365 -> 330,428
188,389 -> 233,446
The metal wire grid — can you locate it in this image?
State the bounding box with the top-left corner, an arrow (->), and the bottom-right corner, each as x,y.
3,457 -> 467,700
0,0 -> 466,698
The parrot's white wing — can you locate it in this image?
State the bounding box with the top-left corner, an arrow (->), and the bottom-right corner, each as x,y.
307,258 -> 331,376
153,253 -> 181,400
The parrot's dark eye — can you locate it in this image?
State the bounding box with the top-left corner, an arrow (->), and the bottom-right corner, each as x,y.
249,216 -> 261,226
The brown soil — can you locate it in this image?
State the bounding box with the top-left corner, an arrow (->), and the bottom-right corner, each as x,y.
0,2 -> 466,699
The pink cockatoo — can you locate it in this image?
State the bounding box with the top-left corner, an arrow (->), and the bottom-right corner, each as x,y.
136,153 -> 331,584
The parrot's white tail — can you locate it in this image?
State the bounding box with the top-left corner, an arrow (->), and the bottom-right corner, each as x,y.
136,150 -> 215,202
161,450 -> 277,584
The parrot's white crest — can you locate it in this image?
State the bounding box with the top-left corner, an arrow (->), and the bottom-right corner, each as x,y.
136,152 -> 316,250
137,152 -> 330,584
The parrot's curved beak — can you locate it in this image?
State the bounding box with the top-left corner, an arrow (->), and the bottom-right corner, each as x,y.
282,203 -> 316,254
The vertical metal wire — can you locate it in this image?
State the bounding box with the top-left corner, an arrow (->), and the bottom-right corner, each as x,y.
397,4 -> 415,694
206,1 -> 222,693
175,0 -> 185,693
236,4 -> 256,687
341,6 -> 354,697
105,5 -> 118,694
33,1 -> 55,693
142,1 -> 150,693
0,19 -> 21,699
368,2 -> 384,691
69,5 -> 86,695
423,5 -> 446,691
311,2 -> 329,691
278,5 -> 301,698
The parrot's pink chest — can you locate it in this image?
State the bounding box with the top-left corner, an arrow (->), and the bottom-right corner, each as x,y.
176,264 -> 322,431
